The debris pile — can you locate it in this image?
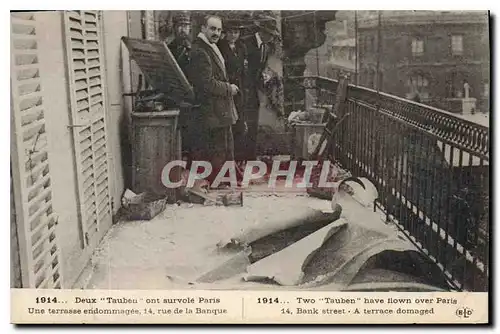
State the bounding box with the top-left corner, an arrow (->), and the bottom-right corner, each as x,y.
306,162 -> 352,200
89,178 -> 454,292
287,108 -> 325,126
120,189 -> 168,221
193,177 -> 454,291
185,188 -> 244,207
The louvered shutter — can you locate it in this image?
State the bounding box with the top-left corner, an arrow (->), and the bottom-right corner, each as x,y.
10,12 -> 63,288
63,11 -> 112,249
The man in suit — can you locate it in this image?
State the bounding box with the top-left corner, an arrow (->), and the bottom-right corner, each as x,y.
242,15 -> 281,161
217,19 -> 248,163
188,15 -> 240,187
167,11 -> 192,75
167,11 -> 194,162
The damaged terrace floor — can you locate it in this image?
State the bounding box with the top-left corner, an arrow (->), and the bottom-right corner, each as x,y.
79,182 -> 453,292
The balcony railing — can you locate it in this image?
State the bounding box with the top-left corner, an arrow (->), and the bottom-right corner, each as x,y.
289,76 -> 490,292
421,97 -> 464,114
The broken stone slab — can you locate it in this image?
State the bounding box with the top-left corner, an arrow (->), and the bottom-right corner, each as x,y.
186,188 -> 243,207
217,207 -> 341,249
121,189 -> 147,208
195,247 -> 252,284
249,205 -> 342,263
120,189 -> 168,221
297,212 -> 452,291
244,218 -> 348,286
302,237 -> 419,289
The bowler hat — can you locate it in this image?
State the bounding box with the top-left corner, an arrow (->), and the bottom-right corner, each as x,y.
254,15 -> 280,37
223,19 -> 246,31
172,11 -> 191,26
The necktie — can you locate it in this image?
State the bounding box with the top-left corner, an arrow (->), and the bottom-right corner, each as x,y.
260,43 -> 267,66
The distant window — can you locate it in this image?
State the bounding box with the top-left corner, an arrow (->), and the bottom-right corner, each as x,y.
408,74 -> 429,99
348,48 -> 353,60
484,83 -> 489,97
451,35 -> 463,55
445,72 -> 468,98
339,47 -> 346,60
411,38 -> 424,57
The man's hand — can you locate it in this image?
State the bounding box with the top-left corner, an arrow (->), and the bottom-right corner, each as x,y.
230,84 -> 240,96
243,121 -> 248,135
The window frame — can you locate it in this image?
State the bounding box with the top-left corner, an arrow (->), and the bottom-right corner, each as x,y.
411,37 -> 424,57
408,73 -> 430,99
451,34 -> 464,56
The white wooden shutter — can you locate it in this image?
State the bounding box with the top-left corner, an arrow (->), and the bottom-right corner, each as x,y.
63,11 -> 112,249
10,12 -> 63,288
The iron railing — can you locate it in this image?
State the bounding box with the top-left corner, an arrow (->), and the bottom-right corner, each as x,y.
290,76 -> 490,292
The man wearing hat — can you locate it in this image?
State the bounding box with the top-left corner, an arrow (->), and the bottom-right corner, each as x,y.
217,19 -> 248,164
168,11 -> 192,75
242,14 -> 281,161
167,11 -> 196,165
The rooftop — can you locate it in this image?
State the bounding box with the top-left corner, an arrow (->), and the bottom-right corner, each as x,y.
358,10 -> 488,29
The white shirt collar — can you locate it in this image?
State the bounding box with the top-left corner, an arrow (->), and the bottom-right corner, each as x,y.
197,32 -> 225,66
255,32 -> 263,48
198,32 -> 212,46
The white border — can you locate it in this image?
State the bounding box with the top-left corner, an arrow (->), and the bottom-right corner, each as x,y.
3,2 -> 498,332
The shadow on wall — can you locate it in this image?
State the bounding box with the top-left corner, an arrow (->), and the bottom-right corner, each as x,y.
119,107 -> 133,190
10,171 -> 23,288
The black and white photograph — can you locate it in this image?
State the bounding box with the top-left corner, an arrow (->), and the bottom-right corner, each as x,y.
9,8 -> 491,324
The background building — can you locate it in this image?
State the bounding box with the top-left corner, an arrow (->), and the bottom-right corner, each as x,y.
357,11 -> 489,113
305,12 -> 356,80
326,37 -> 356,80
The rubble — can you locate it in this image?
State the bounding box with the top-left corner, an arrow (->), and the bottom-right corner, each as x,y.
287,108 -> 324,125
87,177 -> 453,292
306,162 -> 352,200
120,189 -> 168,221
185,188 -> 243,207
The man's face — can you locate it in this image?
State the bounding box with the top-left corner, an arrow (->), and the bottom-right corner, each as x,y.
259,30 -> 274,43
225,29 -> 240,43
175,23 -> 191,40
201,17 -> 222,44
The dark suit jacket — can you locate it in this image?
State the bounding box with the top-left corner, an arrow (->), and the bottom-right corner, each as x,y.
188,37 -> 236,129
167,38 -> 191,76
217,39 -> 247,121
242,34 -> 269,112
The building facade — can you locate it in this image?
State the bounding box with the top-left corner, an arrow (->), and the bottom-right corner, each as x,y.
358,11 -> 489,113
326,37 -> 356,80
